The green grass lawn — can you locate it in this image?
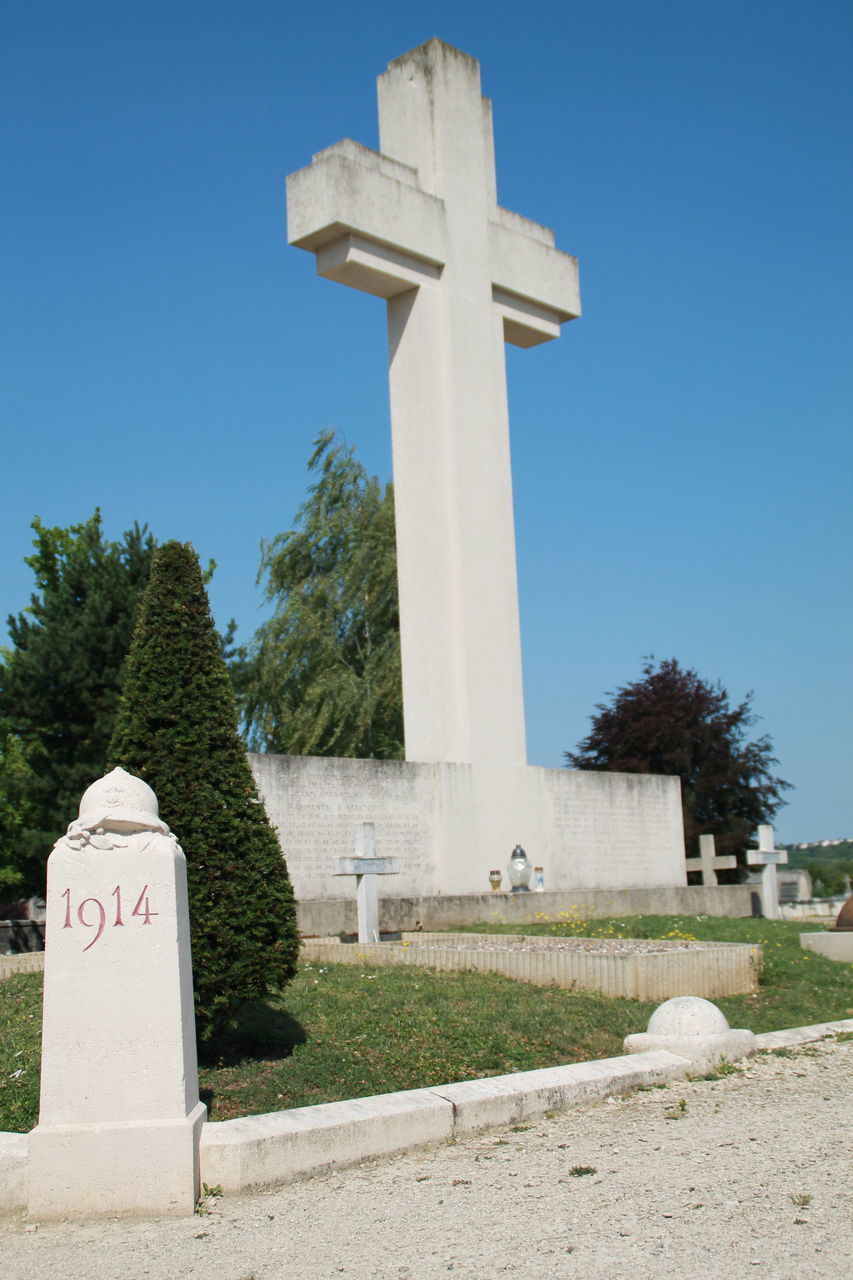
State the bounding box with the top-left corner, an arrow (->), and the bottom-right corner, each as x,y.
455,913 -> 853,1033
1,914 -> 850,1133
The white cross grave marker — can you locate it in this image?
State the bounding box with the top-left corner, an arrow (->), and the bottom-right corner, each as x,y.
334,822 -> 399,943
746,824 -> 788,920
686,833 -> 738,886
287,39 -> 580,768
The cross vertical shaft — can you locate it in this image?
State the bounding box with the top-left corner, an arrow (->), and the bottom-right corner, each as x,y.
287,40 -> 580,766
379,45 -> 521,765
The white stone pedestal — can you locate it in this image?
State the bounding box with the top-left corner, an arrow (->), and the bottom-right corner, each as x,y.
28,770 -> 205,1219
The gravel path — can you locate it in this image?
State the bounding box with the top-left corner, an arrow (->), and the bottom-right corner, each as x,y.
4,1039 -> 851,1280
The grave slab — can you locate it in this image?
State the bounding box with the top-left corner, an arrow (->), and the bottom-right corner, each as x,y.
301,932 -> 762,1000
799,931 -> 853,962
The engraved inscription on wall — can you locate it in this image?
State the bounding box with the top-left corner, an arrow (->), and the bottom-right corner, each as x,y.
250,755 -> 437,897
550,772 -> 682,886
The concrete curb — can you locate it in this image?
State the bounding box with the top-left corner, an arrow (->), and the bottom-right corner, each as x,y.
201,1087 -> 453,1192
0,952 -> 45,980
200,1049 -> 689,1193
426,1050 -> 687,1137
2,1018 -> 851,1213
753,1017 -> 853,1050
199,1020 -> 853,1197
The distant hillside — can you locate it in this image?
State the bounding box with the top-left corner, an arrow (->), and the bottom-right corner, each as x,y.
782,839 -> 853,897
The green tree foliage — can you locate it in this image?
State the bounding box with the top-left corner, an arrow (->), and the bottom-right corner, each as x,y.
565,657 -> 792,872
0,512 -> 155,890
0,722 -> 35,895
108,541 -> 299,1042
785,841 -> 853,898
243,432 -> 403,759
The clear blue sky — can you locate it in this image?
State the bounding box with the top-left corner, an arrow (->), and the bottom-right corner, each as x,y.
2,1 -> 850,843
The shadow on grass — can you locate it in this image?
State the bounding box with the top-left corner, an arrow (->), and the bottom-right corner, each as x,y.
199,998 -> 308,1119
199,997 -> 307,1070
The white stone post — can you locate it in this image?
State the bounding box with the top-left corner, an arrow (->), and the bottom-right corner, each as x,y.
746,824 -> 788,921
28,769 -> 206,1219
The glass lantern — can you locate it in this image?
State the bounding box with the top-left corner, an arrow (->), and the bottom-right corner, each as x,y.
507,844 -> 533,892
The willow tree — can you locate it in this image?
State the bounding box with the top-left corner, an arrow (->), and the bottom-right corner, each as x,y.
243,432 -> 403,759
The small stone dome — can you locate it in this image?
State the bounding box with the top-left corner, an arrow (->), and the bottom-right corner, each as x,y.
833,896 -> 853,931
78,767 -> 159,826
646,996 -> 731,1037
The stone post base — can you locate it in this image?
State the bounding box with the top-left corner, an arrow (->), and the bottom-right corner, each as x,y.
28,1101 -> 206,1220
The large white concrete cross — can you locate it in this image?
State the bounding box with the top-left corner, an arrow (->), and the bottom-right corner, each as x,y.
287,39 -> 580,767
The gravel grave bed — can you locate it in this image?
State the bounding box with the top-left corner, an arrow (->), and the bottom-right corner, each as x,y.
304,932 -> 761,997
407,934 -> 708,956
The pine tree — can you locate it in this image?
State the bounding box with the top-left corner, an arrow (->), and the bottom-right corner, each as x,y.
109,541 -> 299,1042
243,432 -> 403,759
566,657 -> 791,871
0,512 -> 155,889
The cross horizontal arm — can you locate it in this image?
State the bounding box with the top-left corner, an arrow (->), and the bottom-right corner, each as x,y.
288,140 -> 447,268
490,212 -> 580,347
287,141 -> 580,346
335,857 -> 399,876
317,233 -> 441,298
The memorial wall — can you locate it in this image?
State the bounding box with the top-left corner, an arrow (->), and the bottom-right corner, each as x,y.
250,754 -> 686,901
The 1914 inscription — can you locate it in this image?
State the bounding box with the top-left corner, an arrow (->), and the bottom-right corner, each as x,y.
60,884 -> 158,951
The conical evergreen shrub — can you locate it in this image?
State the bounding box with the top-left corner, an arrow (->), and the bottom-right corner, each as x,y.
109,541 -> 299,1041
